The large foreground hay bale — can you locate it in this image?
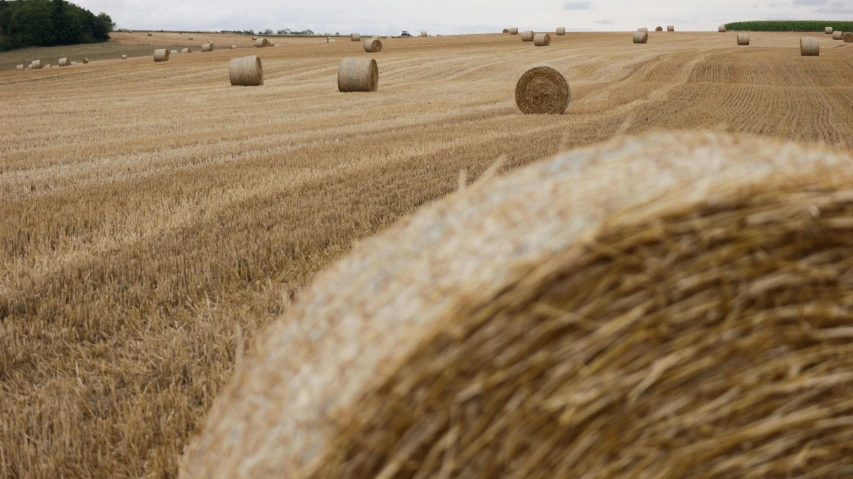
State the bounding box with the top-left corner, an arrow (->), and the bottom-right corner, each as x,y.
515,64 -> 570,114
363,38 -> 382,52
509,27 -> 518,35
801,37 -> 820,56
229,55 -> 264,86
182,131 -> 853,478
181,48 -> 191,54
58,57 -> 70,67
832,31 -> 843,40
556,27 -> 565,35
718,25 -> 726,32
521,30 -> 534,41
533,33 -> 551,46
16,64 -> 23,70
202,43 -> 213,52
825,26 -> 833,34
667,24 -> 675,31
633,31 -> 648,43
845,32 -> 853,43
254,38 -> 270,48
337,57 -> 378,92
737,33 -> 750,45
350,33 -> 360,41
154,49 -> 170,62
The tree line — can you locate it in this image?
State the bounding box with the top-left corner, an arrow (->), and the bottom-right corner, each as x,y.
0,0 -> 114,51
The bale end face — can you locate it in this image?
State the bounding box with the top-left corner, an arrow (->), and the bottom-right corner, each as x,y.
338,57 -> 379,93
154,49 -> 170,62
364,38 -> 383,53
633,31 -> 649,44
229,55 -> 264,87
533,33 -> 551,46
845,32 -> 853,43
515,64 -> 571,114
800,37 -> 820,56
737,33 -> 750,45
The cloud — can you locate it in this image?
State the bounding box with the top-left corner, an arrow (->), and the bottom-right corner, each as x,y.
562,1 -> 593,10
595,18 -> 614,24
792,0 -> 825,5
816,1 -> 853,12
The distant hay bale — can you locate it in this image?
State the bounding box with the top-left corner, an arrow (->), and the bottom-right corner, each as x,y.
189,36 -> 194,40
337,57 -> 378,93
121,55 -> 128,60
800,37 -> 820,56
515,64 -> 570,114
633,31 -> 648,44
503,28 -> 509,33
737,33 -> 749,45
718,25 -> 726,32
363,38 -> 383,53
252,36 -> 257,40
521,30 -> 534,41
533,33 -> 551,46
202,43 -> 214,52
82,58 -> 89,64
58,57 -> 70,67
16,64 -> 23,70
845,32 -> 853,43
70,61 -> 76,65
45,64 -> 50,68
229,55 -> 264,87
27,64 -> 32,69
154,49 -> 170,62
832,31 -> 843,40
171,50 -> 178,54
351,33 -> 361,41
180,129 -> 853,479
656,26 -> 663,31
31,60 -> 42,69
420,31 -> 428,37
255,38 -> 270,48
667,25 -> 675,31
148,32 -> 152,36
181,48 -> 191,54
557,27 -> 565,35
509,28 -> 518,35
231,45 -> 237,49
825,26 -> 833,34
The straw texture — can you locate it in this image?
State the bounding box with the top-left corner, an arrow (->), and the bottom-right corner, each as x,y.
254,39 -> 270,48
801,37 -> 820,56
229,55 -> 264,87
181,48 -> 191,54
633,31 -> 649,44
58,57 -> 69,67
181,130 -> 853,479
533,33 -> 551,46
825,27 -> 833,34
719,25 -> 726,32
364,38 -> 383,53
557,27 -> 565,35
521,31 -> 534,41
737,33 -> 750,45
667,25 -> 675,31
845,32 -> 853,43
154,49 -> 170,62
515,64 -> 571,114
351,33 -> 361,41
509,28 -> 518,35
202,43 -> 213,52
337,57 -> 379,92
832,31 -> 843,40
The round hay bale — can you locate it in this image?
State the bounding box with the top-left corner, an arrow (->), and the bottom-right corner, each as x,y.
148,32 -> 152,36
667,24 -> 675,31
70,61 -> 76,65
825,26 -> 833,34
170,49 -> 178,54
121,55 -> 128,60
181,48 -> 191,54
363,38 -> 382,53
351,33 -> 361,41
503,28 -> 509,34
231,45 -> 237,49
229,55 -> 264,87
533,33 -> 551,46
633,31 -> 649,44
82,58 -> 89,64
800,37 -> 820,56
845,32 -> 853,43
718,25 -> 726,32
521,30 -> 534,41
202,43 -> 214,52
656,26 -> 663,31
420,31 -> 428,37
737,33 -> 750,45
255,38 -> 270,48
189,36 -> 194,40
58,57 -> 70,67
154,49 -> 170,62
181,131 -> 853,479
832,31 -> 843,40
337,57 -> 378,93
45,64 -> 50,68
638,27 -> 648,32
252,36 -> 257,40
27,64 -> 32,69
515,64 -> 570,114
16,64 -> 23,70
556,27 -> 565,35
509,27 -> 518,35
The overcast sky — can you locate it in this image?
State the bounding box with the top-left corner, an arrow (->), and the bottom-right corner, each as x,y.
73,0 -> 853,35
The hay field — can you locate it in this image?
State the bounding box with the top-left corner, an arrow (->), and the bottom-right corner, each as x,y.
1,31 -> 852,478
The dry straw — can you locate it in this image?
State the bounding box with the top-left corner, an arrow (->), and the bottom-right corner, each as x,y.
181,131 -> 853,479
154,49 -> 170,62
825,26 -> 833,34
718,25 -> 726,32
521,30 -> 534,41
351,33 -> 361,41
58,57 -> 70,67
801,37 -> 820,56
255,39 -> 270,48
667,24 -> 675,31
737,33 -> 750,45
633,31 -> 648,43
337,57 -> 378,92
363,38 -> 383,53
515,64 -> 571,114
832,31 -> 843,40
557,27 -> 565,35
533,33 -> 551,46
509,27 -> 518,34
845,32 -> 853,43
202,43 -> 214,52
181,48 -> 191,54
229,55 -> 264,86
82,58 -> 89,64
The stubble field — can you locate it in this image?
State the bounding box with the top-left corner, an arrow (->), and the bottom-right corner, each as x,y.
1,30 -> 853,478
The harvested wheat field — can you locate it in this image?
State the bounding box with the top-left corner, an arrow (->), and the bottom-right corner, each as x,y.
2,31 -> 853,478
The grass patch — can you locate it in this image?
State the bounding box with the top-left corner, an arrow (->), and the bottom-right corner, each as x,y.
0,40 -> 187,71
725,21 -> 853,32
